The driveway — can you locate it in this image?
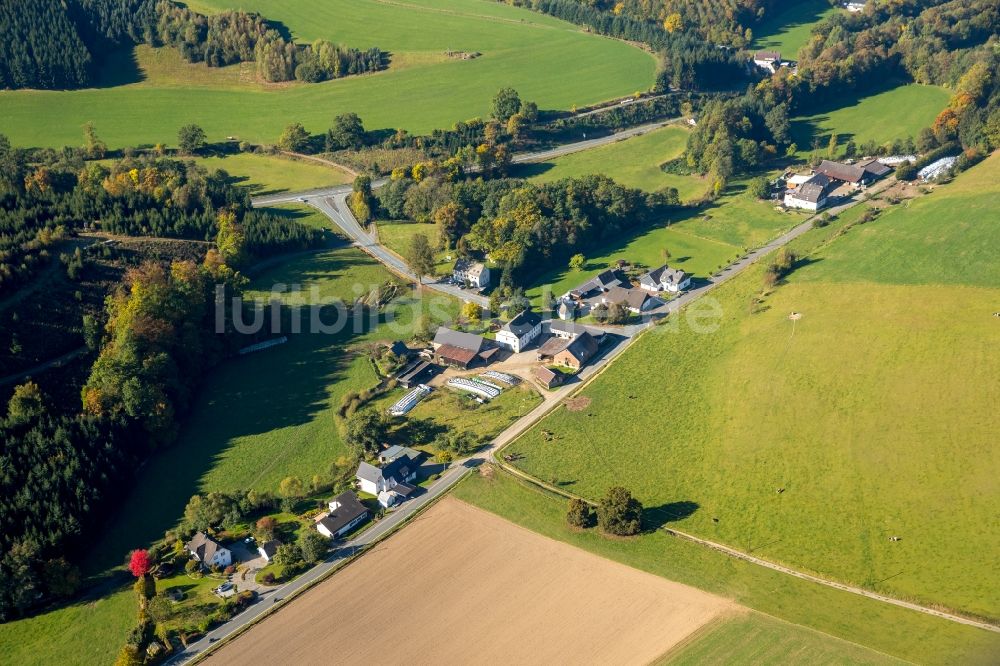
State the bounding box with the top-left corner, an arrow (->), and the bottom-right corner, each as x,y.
228,540 -> 272,594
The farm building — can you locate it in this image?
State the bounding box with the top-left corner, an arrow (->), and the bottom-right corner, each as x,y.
638,265 -> 691,293
546,320 -> 605,345
538,332 -> 599,370
316,491 -> 370,539
564,269 -> 627,301
453,259 -> 491,288
395,359 -> 438,388
432,327 -> 498,368
496,310 -> 543,353
556,299 -> 578,321
533,366 -> 564,389
185,532 -> 232,568
784,173 -> 833,211
601,286 -> 662,314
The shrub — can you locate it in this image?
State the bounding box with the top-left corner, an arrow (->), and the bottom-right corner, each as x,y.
597,487 -> 643,536
566,498 -> 596,528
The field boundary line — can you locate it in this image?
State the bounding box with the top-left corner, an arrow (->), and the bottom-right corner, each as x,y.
493,440 -> 1000,634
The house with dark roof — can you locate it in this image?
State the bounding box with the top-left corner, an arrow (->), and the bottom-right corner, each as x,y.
601,286 -> 662,314
356,451 -> 423,497
639,265 -> 691,293
257,539 -> 281,562
556,299 -> 578,321
453,258 -> 491,288
432,327 -> 497,368
815,160 -> 869,185
784,173 -> 833,211
395,359 -> 438,388
185,532 -> 232,568
496,310 -> 543,353
316,491 -> 370,539
565,269 -> 626,301
856,157 -> 892,179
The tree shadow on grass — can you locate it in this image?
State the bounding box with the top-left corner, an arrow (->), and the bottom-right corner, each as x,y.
91,46 -> 145,88
85,255 -> 410,576
641,500 -> 699,531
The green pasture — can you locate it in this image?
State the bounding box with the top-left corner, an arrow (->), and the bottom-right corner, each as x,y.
0,587 -> 137,666
505,157 -> 1000,618
660,613 -> 905,665
752,0 -> 837,60
375,221 -> 453,276
453,471 -> 1000,666
516,125 -> 704,200
0,0 -> 656,148
792,83 -> 949,150
194,153 -> 351,196
524,187 -> 797,305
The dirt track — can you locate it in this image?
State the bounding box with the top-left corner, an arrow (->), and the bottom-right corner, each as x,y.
208,497 -> 734,666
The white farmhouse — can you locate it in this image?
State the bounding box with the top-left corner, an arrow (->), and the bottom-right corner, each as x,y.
784,173 -> 833,211
495,310 -> 543,353
638,265 -> 691,293
453,259 -> 491,288
184,532 -> 232,568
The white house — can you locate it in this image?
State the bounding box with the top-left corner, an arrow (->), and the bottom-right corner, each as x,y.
316,491 -> 370,539
495,310 -> 543,353
356,452 -> 421,496
453,259 -> 491,288
784,173 -> 833,211
184,532 -> 232,568
638,265 -> 691,293
753,50 -> 781,73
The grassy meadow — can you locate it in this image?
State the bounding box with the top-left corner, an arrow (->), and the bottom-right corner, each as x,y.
752,0 -> 837,60
524,186 -> 803,305
0,0 -> 655,148
792,83 -> 949,150
660,613 -> 905,665
194,153 -> 352,195
453,470 -> 1000,666
505,155 -> 1000,618
516,125 -> 704,201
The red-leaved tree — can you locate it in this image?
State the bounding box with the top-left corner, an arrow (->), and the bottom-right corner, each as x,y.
128,549 -> 151,578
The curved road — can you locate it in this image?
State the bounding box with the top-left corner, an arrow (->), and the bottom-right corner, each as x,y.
251,121 -> 674,307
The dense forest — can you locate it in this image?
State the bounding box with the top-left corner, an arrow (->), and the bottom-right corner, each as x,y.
609,0 -> 780,47
0,0 -> 385,90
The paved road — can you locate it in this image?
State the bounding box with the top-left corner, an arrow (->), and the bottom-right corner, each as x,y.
178,174 -> 1000,662
251,123 -> 677,305
250,121 -> 673,207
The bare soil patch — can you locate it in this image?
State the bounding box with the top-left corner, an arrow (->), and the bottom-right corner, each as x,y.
565,395 -> 592,412
208,497 -> 734,666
